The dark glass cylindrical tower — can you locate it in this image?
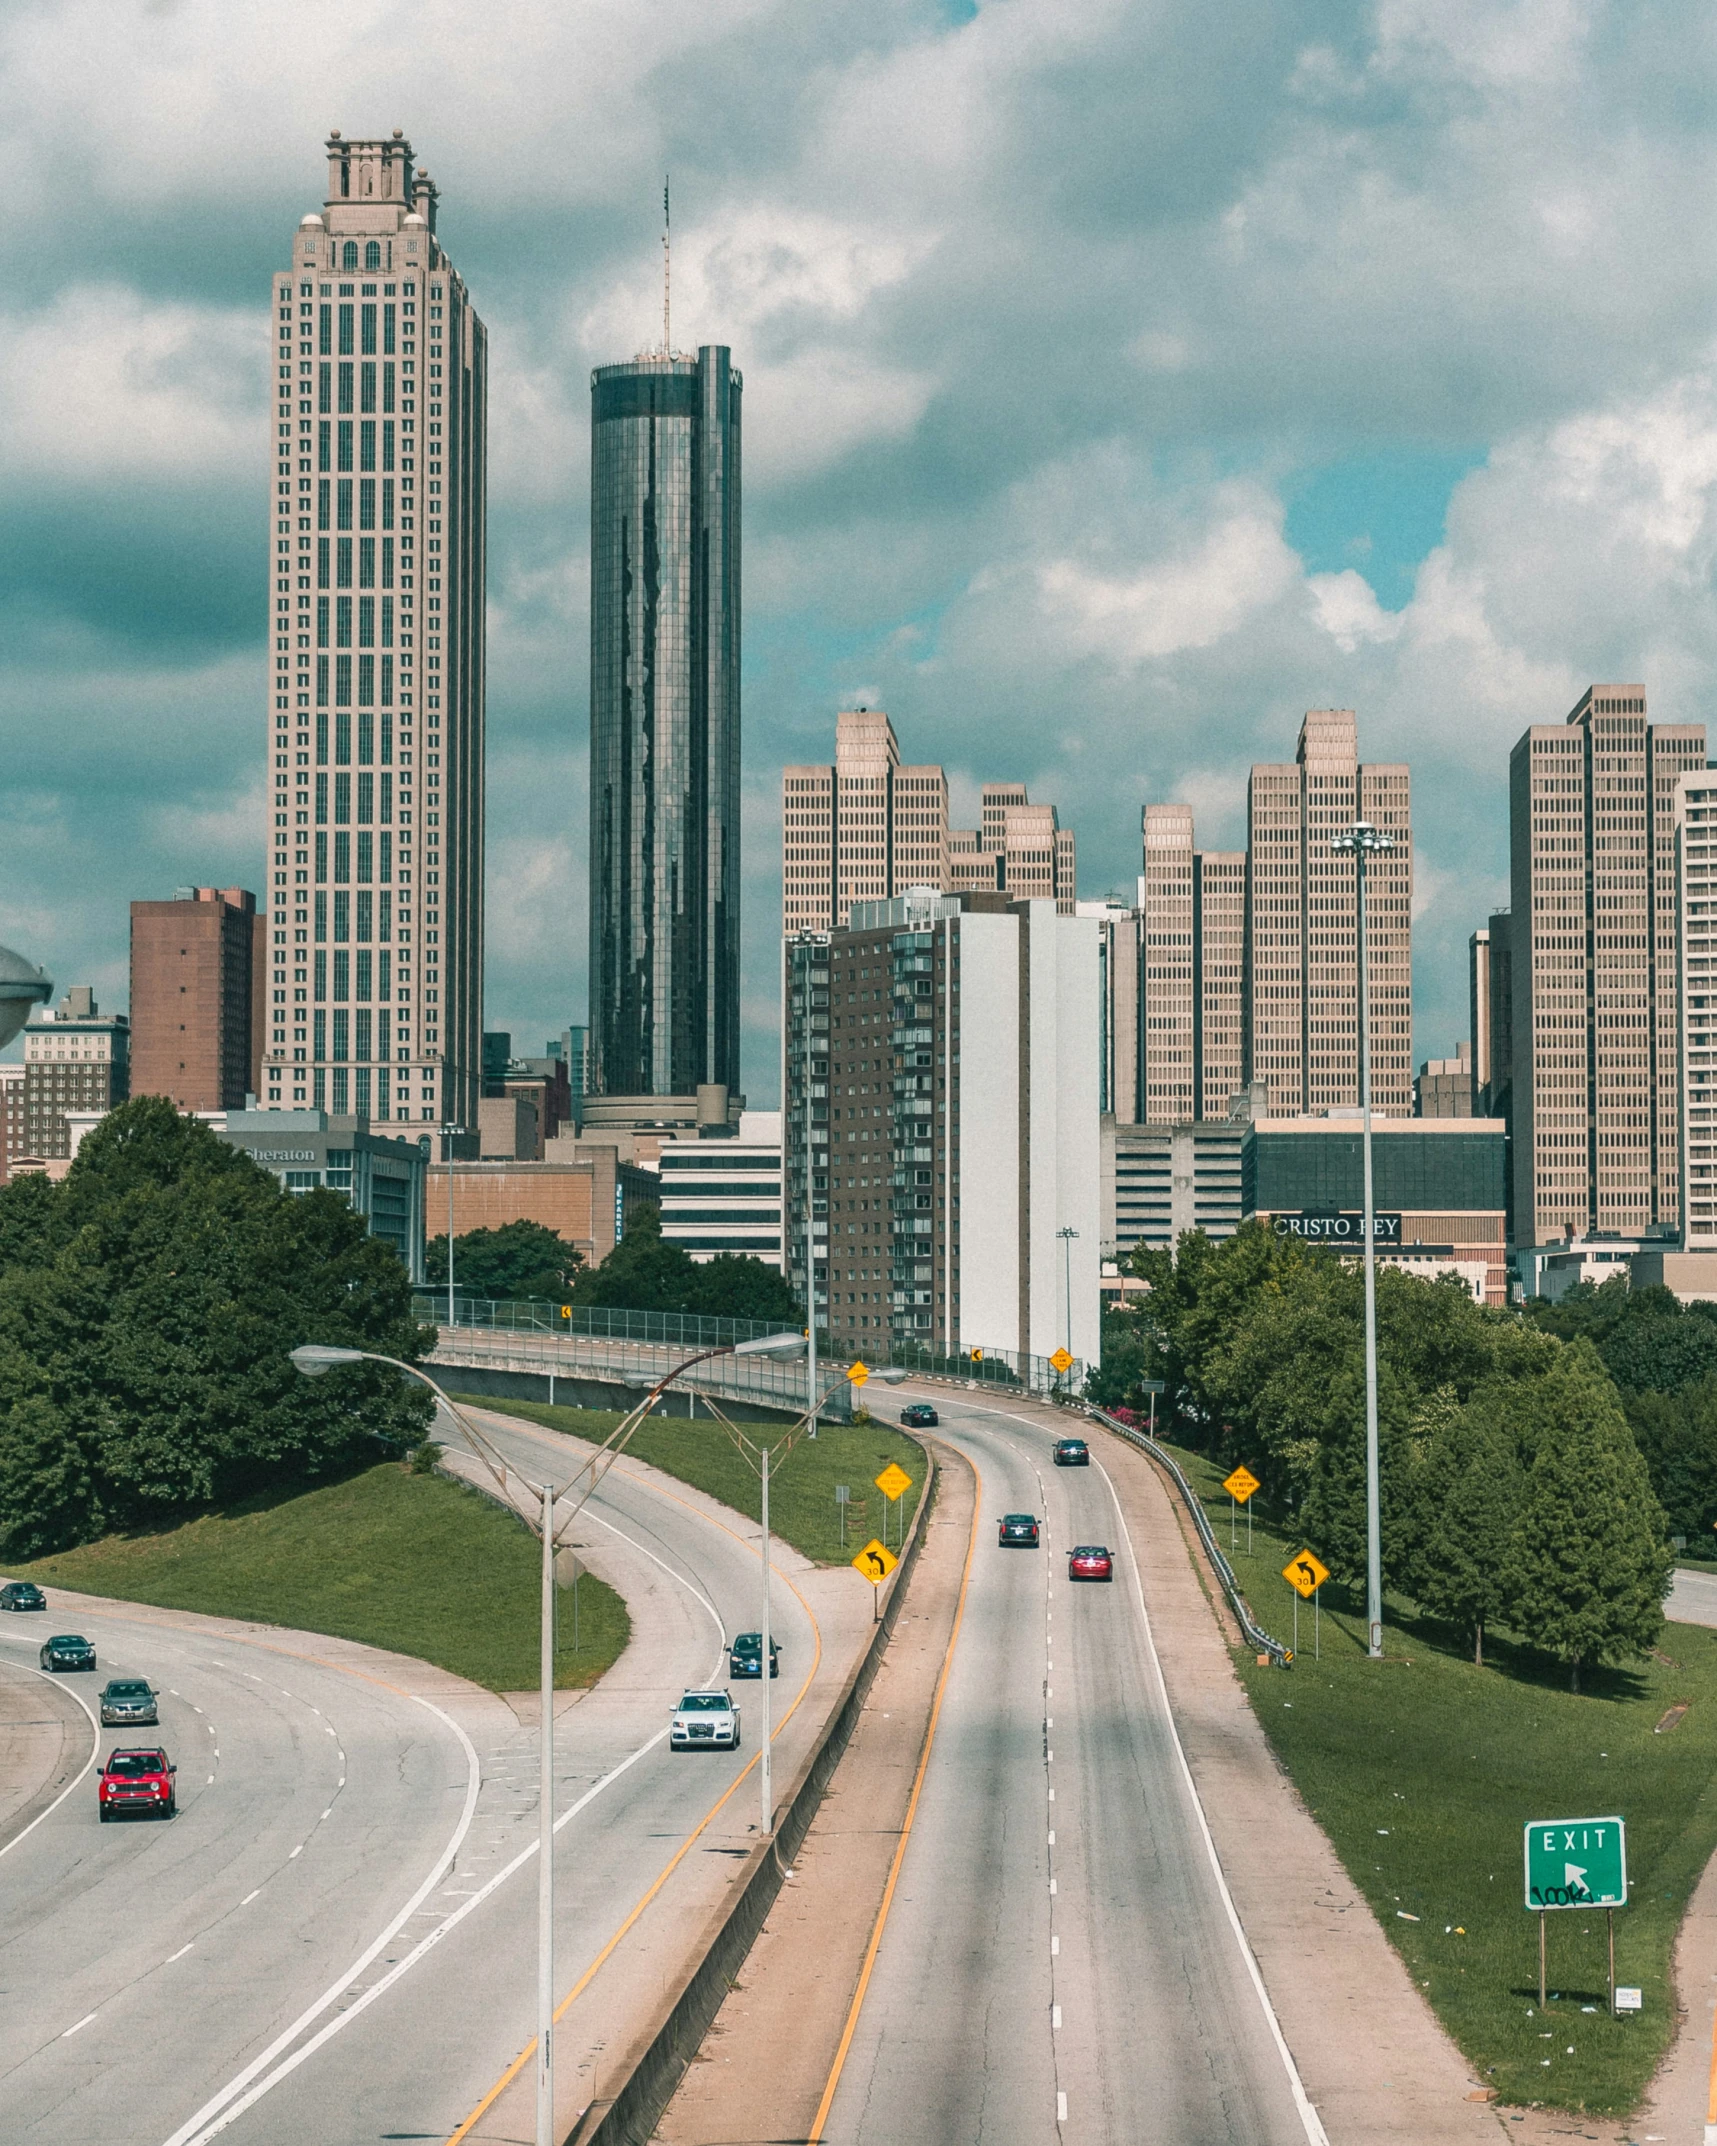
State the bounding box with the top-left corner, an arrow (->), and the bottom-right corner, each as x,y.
588,346 -> 741,1099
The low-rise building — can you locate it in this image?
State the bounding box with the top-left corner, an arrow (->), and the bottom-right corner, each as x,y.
1415,1043 -> 1474,1118
216,1109 -> 428,1281
659,1111 -> 783,1267
1104,1114 -> 1248,1262
425,1148 -> 655,1275
1244,1111 -> 1509,1304
22,991 -> 130,1162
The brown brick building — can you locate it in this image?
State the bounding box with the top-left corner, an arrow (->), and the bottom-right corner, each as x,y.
130,887 -> 265,1112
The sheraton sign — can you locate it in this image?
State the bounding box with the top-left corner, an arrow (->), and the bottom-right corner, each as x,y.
1271,1211 -> 1402,1245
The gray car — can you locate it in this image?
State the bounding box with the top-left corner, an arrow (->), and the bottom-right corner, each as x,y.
99,1678 -> 159,1727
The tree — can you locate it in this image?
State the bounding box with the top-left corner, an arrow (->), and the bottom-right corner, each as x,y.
682,1254 -> 801,1323
425,1220 -> 582,1303
0,1097 -> 434,1555
1086,1308 -> 1164,1411
1504,1341 -> 1673,1691
1623,1379 -> 1717,1544
1409,1396 -> 1524,1666
568,1203 -> 698,1311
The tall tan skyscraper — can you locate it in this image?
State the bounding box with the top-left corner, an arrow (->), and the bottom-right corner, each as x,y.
1677,770 -> 1717,1249
260,134 -> 486,1127
1245,710 -> 1413,1116
782,710 -> 1076,932
1510,686 -> 1703,1246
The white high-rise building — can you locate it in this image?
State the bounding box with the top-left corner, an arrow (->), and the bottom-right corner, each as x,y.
261,133 -> 486,1127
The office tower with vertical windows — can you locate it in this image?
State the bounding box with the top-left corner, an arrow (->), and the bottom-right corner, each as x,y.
1677,771 -> 1717,1250
1244,710 -> 1413,1117
588,346 -> 741,1102
262,133 -> 486,1128
1509,686 -> 1704,1247
781,709 -> 1076,933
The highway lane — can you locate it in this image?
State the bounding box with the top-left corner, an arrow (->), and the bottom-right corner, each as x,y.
0,1604 -> 478,2146
822,1390 -> 1319,2146
154,1401 -> 869,2146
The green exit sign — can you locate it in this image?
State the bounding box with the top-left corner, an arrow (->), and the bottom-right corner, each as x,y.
1523,1816 -> 1627,1911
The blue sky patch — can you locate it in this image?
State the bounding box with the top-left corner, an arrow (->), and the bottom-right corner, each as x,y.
1283,449 -> 1488,610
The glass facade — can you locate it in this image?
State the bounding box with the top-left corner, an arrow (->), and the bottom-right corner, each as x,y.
588,349 -> 741,1097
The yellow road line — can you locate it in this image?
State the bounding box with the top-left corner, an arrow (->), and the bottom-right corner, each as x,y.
807,1450 -> 981,2143
445,1407 -> 826,2146
1706,1982 -> 1717,2127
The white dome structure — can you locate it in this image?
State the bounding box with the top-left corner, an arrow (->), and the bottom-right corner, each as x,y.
300,212 -> 325,228
0,943 -> 52,1050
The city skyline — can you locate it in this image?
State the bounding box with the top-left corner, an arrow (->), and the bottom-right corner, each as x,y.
8,14 -> 1717,1100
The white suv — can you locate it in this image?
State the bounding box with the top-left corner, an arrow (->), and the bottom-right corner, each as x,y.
670,1689 -> 741,1752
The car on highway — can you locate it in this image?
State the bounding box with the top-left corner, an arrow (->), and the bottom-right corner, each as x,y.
1068,1544 -> 1115,1582
0,1580 -> 46,1611
40,1633 -> 97,1672
899,1403 -> 939,1428
670,1690 -> 741,1752
99,1678 -> 160,1726
98,1747 -> 177,1821
998,1513 -> 1041,1548
1052,1437 -> 1090,1467
729,1631 -> 780,1679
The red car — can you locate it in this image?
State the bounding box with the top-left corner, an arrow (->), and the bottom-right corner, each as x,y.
99,1747 -> 177,1821
1068,1544 -> 1114,1582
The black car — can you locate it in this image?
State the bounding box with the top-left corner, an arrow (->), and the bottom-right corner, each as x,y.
0,1581 -> 46,1612
900,1403 -> 939,1428
1052,1438 -> 1090,1468
41,1633 -> 97,1673
729,1631 -> 780,1679
998,1513 -> 1041,1547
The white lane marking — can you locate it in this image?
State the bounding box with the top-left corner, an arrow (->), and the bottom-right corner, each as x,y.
1053,2004 -> 1062,2030
160,1691 -> 483,2146
1048,1831 -> 1055,1845
162,1478 -> 729,2146
168,1944 -> 194,1963
0,1659 -> 100,1861
1095,1453 -> 1331,2146
321,1808 -> 332,1821
63,2012 -> 98,2037
1052,1935 -> 1060,1956
168,1720 -> 667,2146
1049,1787 -> 1055,1802
288,1845 -> 303,1859
1049,1878 -> 1057,1894
206,1776 -> 214,1785
1057,2090 -> 1068,2121
241,1890 -> 260,1906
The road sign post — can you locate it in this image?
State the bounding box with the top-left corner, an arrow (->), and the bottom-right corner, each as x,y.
875,1461 -> 912,1551
1223,1465 -> 1260,1555
1283,1548 -> 1329,1661
1140,1377 -> 1165,1439
1524,1816 -> 1628,2012
853,1537 -> 898,1622
835,1484 -> 850,1548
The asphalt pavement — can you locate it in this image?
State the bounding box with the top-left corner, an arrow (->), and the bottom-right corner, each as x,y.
821,1390 -> 1321,2146
1667,1564 -> 1717,1627
0,1403 -> 874,2146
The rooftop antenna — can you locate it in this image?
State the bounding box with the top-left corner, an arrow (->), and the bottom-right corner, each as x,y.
662,174 -> 671,357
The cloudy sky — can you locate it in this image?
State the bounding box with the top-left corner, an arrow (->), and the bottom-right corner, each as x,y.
4,0 -> 1716,1100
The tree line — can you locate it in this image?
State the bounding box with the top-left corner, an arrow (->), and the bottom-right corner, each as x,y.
0,1099 -> 433,1557
1094,1224 -> 1673,1690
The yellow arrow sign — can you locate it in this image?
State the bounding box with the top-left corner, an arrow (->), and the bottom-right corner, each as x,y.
1049,1347 -> 1074,1374
853,1538 -> 898,1585
848,1360 -> 870,1387
969,1347 -> 983,1362
1223,1464 -> 1261,1504
1283,1548 -> 1330,1600
875,1462 -> 912,1502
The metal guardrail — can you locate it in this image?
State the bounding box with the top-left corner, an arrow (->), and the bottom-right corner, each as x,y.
1087,1407 -> 1291,1668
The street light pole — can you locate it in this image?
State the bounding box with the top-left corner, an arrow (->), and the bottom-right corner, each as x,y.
1332,820 -> 1395,1662
804,943 -> 819,1439
291,1328 -> 801,2145
1057,1226 -> 1079,1383
759,1439 -> 772,1837
437,1122 -> 466,1331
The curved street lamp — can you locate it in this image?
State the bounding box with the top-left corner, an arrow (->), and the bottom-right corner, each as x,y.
292,1327 -> 803,2146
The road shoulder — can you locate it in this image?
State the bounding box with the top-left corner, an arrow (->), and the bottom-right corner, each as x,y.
651,1437 -> 978,2146
0,1654 -> 92,1854
1100,1428 -> 1504,2144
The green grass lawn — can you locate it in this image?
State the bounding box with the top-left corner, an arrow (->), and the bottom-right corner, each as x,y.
1154,1435 -> 1717,2117
451,1396 -> 928,1567
14,1462 -> 629,1696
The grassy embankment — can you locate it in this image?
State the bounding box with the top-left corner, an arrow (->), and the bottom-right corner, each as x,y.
449,1396 -> 928,1566
1150,1434 -> 1717,2118
14,1462 -> 629,1695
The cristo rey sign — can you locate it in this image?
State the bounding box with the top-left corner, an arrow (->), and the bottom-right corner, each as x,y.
1272,1211 -> 1402,1245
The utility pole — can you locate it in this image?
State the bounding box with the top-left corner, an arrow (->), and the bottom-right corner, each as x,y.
537,1477 -> 555,2146
759,1440 -> 773,1837
1057,1226 -> 1079,1382
438,1122 -> 466,1330
804,941 -> 819,1437
1332,820 -> 1394,1661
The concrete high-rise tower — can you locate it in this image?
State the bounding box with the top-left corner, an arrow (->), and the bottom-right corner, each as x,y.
260,133 -> 487,1127
589,347 -> 742,1100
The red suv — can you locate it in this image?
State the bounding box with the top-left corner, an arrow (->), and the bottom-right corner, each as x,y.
99,1747 -> 177,1821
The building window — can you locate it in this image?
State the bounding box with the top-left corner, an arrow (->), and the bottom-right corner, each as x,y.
316,596 -> 330,647
318,363 -> 331,414
335,595 -> 351,648
336,479 -> 352,531
338,304 -> 354,355
334,889 -> 349,941
338,421 -> 353,472
336,653 -> 352,704
360,361 -> 376,413
335,773 -> 351,824
315,772 -> 328,823
335,831 -> 350,883
336,539 -> 352,588
358,654 -> 375,705
358,830 -> 373,881
365,240 -> 381,272
316,655 -> 329,706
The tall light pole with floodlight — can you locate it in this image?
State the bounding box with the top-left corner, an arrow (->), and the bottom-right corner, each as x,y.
1331,818 -> 1394,1661
435,1123 -> 467,1331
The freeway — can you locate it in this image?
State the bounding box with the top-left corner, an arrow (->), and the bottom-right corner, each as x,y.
819,1388 -> 1322,2146
0,1401 -> 871,2146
